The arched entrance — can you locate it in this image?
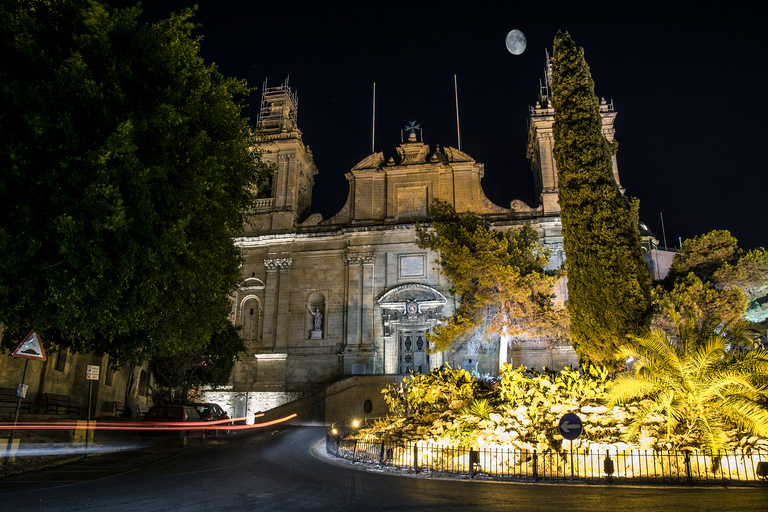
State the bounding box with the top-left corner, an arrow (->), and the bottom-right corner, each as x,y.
377,284 -> 448,374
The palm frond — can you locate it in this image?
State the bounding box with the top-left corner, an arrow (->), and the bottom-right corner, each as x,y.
612,314 -> 768,453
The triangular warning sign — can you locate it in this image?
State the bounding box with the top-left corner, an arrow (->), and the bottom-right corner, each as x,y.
12,330 -> 47,361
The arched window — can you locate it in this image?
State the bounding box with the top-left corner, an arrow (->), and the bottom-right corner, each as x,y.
240,296 -> 261,355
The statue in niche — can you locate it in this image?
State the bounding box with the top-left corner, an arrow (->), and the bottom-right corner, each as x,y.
308,306 -> 323,339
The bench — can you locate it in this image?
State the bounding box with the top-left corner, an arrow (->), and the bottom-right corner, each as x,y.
101,400 -> 125,417
0,386 -> 32,413
44,393 -> 81,415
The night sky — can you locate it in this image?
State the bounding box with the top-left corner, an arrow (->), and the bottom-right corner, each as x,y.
115,1 -> 767,249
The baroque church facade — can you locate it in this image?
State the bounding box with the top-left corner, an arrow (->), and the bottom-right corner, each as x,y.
228,70 -> 623,397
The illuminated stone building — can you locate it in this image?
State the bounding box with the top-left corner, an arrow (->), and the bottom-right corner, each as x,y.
225,71 -> 626,407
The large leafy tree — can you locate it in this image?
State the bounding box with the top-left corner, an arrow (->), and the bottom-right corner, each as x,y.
150,321 -> 245,404
607,318 -> 768,454
416,200 -> 564,352
655,230 -> 768,327
0,1 -> 266,363
551,31 -> 652,368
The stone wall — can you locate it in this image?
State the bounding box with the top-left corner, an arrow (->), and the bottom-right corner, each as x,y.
203,375 -> 404,426
200,388 -> 306,424
0,351 -> 151,419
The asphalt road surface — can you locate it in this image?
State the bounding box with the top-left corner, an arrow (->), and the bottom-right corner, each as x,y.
1,426 -> 767,511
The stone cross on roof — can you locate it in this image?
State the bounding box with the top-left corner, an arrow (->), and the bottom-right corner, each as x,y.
404,121 -> 420,133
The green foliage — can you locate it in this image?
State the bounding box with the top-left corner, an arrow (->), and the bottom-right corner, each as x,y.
497,363 -> 612,410
0,1 -> 269,363
150,321 -> 245,392
460,398 -> 494,420
382,365 -> 476,415
670,230 -> 740,282
653,274 -> 747,329
550,31 -> 652,368
715,247 -> 768,301
442,422 -> 481,448
607,318 -> 768,453
656,230 -> 768,326
415,199 -> 565,352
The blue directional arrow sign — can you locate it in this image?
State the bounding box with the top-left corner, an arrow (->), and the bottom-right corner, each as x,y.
558,413 -> 583,440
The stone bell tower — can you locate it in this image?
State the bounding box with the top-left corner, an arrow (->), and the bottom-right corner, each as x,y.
526,51 -> 623,216
248,77 -> 317,234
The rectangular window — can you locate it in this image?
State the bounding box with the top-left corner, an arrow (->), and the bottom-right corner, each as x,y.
104,359 -> 114,387
138,370 -> 148,396
55,346 -> 67,372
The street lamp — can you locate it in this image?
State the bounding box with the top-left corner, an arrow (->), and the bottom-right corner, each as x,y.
245,308 -> 254,425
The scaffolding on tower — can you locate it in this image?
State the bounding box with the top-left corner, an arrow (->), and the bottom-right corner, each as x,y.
257,77 -> 299,133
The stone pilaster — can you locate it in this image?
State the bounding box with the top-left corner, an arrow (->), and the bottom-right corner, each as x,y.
343,253 -> 362,349
263,258 -> 292,352
361,255 -> 375,348
343,251 -> 376,373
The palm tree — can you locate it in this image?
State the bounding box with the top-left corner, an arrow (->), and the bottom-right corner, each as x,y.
606,317 -> 768,454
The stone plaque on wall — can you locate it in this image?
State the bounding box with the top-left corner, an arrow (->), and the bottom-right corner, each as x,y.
399,254 -> 426,279
351,363 -> 367,375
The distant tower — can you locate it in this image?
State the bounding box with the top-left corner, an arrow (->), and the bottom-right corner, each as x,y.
251,77 -> 317,234
526,51 -> 623,216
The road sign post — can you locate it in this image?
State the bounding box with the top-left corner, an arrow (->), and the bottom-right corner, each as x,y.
5,331 -> 47,464
85,365 -> 100,455
558,413 -> 583,479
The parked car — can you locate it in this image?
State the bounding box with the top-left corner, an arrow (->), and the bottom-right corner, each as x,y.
192,402 -> 231,438
140,404 -> 207,447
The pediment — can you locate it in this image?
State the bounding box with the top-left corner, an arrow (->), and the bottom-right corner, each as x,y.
442,146 -> 474,163
240,277 -> 265,290
377,283 -> 446,309
351,152 -> 385,171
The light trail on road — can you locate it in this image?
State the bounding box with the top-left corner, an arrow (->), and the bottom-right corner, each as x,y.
0,413 -> 296,431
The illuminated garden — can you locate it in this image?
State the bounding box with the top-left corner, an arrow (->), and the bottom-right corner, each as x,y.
332,317 -> 768,481
326,31 -> 768,483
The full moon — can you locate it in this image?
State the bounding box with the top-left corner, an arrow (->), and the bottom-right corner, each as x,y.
505,29 -> 527,55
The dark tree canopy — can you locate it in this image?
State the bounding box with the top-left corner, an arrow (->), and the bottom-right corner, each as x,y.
416,200 -> 565,352
551,31 -> 652,368
0,1 -> 267,363
150,320 -> 245,403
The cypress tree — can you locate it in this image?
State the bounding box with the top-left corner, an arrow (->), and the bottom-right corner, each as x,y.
551,31 -> 651,368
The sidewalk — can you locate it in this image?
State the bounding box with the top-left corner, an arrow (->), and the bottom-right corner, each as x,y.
0,414 -> 142,478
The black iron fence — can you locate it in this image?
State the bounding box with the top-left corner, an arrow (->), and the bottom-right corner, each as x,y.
325,420 -> 768,485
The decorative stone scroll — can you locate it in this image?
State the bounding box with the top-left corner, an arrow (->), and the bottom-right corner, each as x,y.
509,199 -> 536,212
377,283 -> 447,337
264,258 -> 293,270
345,252 -> 375,265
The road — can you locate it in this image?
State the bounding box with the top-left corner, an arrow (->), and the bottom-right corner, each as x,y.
1,426 -> 767,511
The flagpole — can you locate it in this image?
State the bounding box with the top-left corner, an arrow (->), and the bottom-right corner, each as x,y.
372,82 -> 376,153
454,74 -> 462,151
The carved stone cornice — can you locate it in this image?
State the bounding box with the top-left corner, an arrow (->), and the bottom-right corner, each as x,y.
345,252 -> 375,265
545,242 -> 564,255
264,258 -> 292,270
